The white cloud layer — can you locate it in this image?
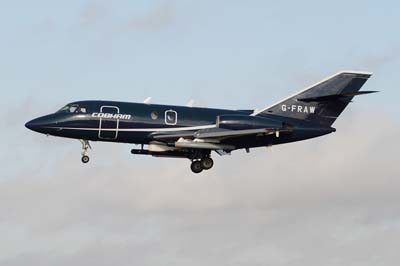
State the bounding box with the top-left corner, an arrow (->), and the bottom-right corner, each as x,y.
1,109 -> 399,265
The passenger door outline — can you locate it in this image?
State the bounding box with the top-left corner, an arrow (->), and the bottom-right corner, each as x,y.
98,106 -> 120,139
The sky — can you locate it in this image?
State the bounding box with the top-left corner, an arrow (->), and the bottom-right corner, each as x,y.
1,0 -> 400,265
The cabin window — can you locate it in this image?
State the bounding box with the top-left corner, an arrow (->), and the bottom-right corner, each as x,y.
165,110 -> 177,125
151,111 -> 158,120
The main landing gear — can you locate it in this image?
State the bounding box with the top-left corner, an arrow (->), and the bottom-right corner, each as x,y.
190,157 -> 214,174
80,140 -> 91,164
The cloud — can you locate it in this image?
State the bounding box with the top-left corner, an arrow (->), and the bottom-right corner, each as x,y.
1,108 -> 400,265
77,0 -> 177,33
127,1 -> 177,32
79,0 -> 109,29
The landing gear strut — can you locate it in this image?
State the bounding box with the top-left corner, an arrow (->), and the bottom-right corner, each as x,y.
190,156 -> 214,174
80,140 -> 91,164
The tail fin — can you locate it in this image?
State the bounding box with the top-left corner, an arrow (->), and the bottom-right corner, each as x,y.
251,71 -> 375,127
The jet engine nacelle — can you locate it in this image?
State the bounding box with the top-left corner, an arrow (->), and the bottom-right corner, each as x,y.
216,115 -> 282,130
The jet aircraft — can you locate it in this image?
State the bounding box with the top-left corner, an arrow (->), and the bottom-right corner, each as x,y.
26,71 -> 376,173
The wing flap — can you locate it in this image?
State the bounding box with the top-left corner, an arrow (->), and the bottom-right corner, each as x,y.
151,131 -> 195,140
151,127 -> 278,141
175,138 -> 235,150
194,128 -> 274,139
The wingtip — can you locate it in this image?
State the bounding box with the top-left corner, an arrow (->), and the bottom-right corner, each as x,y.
347,90 -> 379,96
360,90 -> 379,94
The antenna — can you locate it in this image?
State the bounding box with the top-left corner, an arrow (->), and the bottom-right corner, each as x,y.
143,97 -> 152,104
186,99 -> 194,107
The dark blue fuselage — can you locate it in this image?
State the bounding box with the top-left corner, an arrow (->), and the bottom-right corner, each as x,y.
26,100 -> 334,149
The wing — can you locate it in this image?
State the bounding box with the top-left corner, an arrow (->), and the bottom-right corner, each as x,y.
150,127 -> 285,151
152,127 -> 273,140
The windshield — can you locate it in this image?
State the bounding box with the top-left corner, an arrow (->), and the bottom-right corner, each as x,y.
57,104 -> 88,114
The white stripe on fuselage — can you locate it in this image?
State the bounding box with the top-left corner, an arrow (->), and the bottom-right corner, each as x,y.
45,124 -> 216,132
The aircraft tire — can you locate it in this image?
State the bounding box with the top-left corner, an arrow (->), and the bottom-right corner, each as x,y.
201,157 -> 214,170
81,155 -> 90,164
190,161 -> 203,174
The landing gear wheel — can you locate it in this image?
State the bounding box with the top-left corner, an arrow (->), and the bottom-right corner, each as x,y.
201,157 -> 214,170
190,161 -> 203,174
81,155 -> 90,164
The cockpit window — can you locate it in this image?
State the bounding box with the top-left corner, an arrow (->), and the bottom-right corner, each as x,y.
58,105 -> 71,113
69,105 -> 78,113
57,104 -> 87,114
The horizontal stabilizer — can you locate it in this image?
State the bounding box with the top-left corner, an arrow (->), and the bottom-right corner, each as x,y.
297,91 -> 378,102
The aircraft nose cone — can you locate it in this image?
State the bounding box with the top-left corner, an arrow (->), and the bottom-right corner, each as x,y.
25,117 -> 49,133
25,115 -> 61,135
25,118 -> 40,131
25,121 -> 32,130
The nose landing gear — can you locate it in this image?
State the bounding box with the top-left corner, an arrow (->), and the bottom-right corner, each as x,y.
81,155 -> 90,164
80,140 -> 91,164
